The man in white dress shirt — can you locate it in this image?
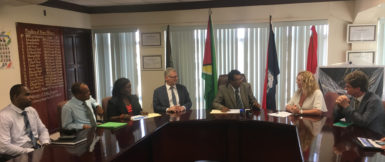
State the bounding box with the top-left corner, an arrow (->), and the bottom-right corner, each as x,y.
0,84 -> 50,159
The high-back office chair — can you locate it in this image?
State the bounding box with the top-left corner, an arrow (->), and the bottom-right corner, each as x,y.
217,74 -> 247,88
324,92 -> 339,119
102,96 -> 112,121
57,101 -> 67,129
382,101 -> 385,111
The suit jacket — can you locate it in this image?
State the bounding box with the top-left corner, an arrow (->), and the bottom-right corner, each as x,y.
213,82 -> 258,109
153,84 -> 192,113
333,91 -> 385,136
106,95 -> 142,121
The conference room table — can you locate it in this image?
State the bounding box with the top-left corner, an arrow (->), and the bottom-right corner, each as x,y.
8,109 -> 385,162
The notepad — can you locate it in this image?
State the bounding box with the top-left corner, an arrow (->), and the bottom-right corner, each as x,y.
356,137 -> 384,150
268,111 -> 292,117
51,137 -> 87,145
210,109 -> 240,114
97,122 -> 127,128
333,121 -> 352,127
131,113 -> 161,121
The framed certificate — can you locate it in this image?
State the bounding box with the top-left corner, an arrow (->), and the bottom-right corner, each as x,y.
141,32 -> 161,46
142,55 -> 162,70
346,51 -> 374,65
347,24 -> 376,42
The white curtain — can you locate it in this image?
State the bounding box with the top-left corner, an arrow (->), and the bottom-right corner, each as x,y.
93,29 -> 141,103
377,18 -> 385,65
169,20 -> 328,111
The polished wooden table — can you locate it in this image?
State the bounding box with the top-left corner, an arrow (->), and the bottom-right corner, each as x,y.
8,109 -> 385,162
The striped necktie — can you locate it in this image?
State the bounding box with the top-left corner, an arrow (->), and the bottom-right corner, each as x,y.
170,86 -> 177,106
83,102 -> 97,127
235,89 -> 244,109
21,111 -> 38,149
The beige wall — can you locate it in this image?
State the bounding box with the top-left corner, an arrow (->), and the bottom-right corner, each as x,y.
91,1 -> 353,112
0,4 -> 91,108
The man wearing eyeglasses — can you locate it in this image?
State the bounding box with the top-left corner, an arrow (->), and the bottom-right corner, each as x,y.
153,67 -> 192,113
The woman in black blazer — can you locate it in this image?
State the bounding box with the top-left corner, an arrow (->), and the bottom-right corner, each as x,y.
107,78 -> 146,121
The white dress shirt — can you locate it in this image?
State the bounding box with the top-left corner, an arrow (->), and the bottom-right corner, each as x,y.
166,84 -> 180,107
0,104 -> 50,156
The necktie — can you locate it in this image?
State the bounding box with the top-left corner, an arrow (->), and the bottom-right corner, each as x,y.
170,86 -> 177,106
235,89 -> 244,109
83,102 -> 97,127
21,111 -> 38,149
354,99 -> 360,109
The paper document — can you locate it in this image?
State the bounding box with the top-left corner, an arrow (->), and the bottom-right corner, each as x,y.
210,109 -> 240,114
131,113 -> 161,121
333,121 -> 352,127
268,111 -> 292,117
97,122 -> 127,128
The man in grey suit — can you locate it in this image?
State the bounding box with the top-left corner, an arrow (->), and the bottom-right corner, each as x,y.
153,68 -> 192,113
213,69 -> 261,112
334,70 -> 385,136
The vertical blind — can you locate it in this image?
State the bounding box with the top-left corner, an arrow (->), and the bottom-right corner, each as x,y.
169,20 -> 328,110
377,18 -> 385,65
93,30 -> 142,103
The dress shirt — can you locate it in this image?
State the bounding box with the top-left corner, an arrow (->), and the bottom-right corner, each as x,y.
62,97 -> 99,130
166,84 -> 180,107
231,86 -> 244,108
354,93 -> 365,108
0,104 -> 50,156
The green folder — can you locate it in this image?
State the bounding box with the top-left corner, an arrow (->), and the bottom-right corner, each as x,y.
333,121 -> 352,127
97,122 -> 127,128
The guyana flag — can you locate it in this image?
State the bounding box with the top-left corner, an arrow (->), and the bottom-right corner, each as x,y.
202,15 -> 218,110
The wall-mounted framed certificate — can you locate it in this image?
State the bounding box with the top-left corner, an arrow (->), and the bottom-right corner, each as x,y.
347,24 -> 376,43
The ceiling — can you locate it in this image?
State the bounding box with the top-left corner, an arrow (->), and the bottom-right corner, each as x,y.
40,0 -> 348,14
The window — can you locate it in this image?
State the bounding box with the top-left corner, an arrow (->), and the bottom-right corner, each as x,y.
93,30 -> 142,103
169,20 -> 328,110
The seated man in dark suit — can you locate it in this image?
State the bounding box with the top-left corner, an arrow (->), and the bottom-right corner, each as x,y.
153,68 -> 192,113
334,70 -> 385,136
213,69 -> 261,112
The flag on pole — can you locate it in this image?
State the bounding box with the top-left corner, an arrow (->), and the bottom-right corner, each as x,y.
166,25 -> 173,68
306,25 -> 318,74
262,17 -> 280,110
202,14 -> 218,110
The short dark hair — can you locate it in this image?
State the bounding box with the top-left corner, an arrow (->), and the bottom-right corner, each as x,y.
112,78 -> 131,97
228,69 -> 241,82
71,82 -> 84,95
344,70 -> 369,92
9,84 -> 24,102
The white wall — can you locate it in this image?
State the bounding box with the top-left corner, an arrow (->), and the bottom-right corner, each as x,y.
0,4 -> 91,109
90,1 -> 354,112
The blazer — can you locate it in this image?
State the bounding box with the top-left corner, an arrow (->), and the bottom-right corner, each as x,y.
106,95 -> 142,121
213,82 -> 258,109
153,84 -> 192,113
333,91 -> 385,136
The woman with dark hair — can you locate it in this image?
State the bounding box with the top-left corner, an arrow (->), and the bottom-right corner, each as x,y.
107,78 -> 146,121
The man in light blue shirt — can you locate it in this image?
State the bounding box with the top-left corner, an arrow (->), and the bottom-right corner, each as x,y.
62,83 -> 103,130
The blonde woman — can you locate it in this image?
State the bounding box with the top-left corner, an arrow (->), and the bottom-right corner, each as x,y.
286,71 -> 327,115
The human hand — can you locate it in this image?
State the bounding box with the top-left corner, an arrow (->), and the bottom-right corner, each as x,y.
221,107 -> 230,112
141,111 -> 149,115
119,114 -> 131,120
336,95 -> 350,108
96,106 -> 103,115
83,124 -> 92,129
253,101 -> 261,109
